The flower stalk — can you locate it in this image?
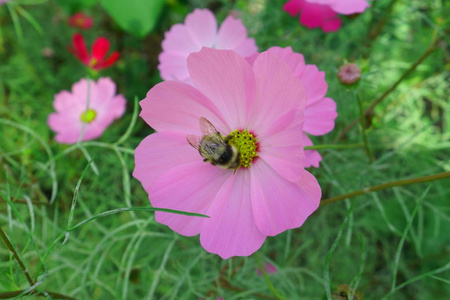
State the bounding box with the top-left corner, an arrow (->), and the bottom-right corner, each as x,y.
320,171 -> 450,206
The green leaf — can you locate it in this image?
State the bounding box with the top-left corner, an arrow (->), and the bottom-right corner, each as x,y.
57,0 -> 98,14
100,0 -> 165,38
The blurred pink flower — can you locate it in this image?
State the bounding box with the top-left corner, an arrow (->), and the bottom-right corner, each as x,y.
158,9 -> 257,85
247,47 -> 337,168
284,0 -> 370,32
0,0 -> 11,5
48,78 -> 126,144
257,262 -> 278,276
68,12 -> 93,29
134,47 -> 321,259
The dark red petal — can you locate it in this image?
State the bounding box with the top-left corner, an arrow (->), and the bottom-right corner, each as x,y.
71,33 -> 90,62
95,51 -> 120,70
92,37 -> 110,61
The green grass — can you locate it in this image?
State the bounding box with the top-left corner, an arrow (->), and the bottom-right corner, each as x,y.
1,0 -> 449,299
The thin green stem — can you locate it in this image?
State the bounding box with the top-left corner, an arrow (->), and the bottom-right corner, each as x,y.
304,143 -> 363,150
255,253 -> 286,300
0,289 -> 77,300
320,172 -> 450,206
355,91 -> 375,162
0,227 -> 35,286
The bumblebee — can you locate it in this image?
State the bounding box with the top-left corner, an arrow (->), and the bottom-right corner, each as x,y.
187,117 -> 240,170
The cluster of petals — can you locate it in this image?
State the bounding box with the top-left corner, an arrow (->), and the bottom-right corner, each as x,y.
68,12 -> 93,29
158,8 -> 258,85
134,47 -> 321,259
48,77 -> 126,144
68,33 -> 119,70
284,0 -> 370,32
254,47 -> 337,167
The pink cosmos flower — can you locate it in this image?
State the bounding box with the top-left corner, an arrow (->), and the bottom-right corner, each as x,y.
48,77 -> 126,144
158,9 -> 258,85
68,12 -> 93,29
134,47 -> 321,259
284,0 -> 370,32
247,47 -> 337,168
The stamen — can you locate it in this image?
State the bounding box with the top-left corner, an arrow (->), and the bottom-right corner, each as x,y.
80,109 -> 97,123
227,129 -> 258,168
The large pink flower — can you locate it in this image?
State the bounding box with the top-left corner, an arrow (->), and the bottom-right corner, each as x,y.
158,9 -> 258,84
284,0 -> 370,32
48,77 -> 126,144
134,47 -> 321,259
262,47 -> 337,168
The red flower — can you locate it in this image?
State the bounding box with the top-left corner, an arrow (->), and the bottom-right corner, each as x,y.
68,33 -> 119,71
68,12 -> 93,29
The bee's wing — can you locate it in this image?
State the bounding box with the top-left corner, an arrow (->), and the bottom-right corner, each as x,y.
199,117 -> 220,136
186,134 -> 202,150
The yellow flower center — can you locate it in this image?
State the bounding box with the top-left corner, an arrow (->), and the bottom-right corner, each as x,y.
80,109 -> 97,123
89,58 -> 98,67
226,129 -> 258,168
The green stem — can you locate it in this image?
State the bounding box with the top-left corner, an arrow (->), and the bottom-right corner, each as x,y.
0,228 -> 35,286
320,171 -> 450,206
304,143 -> 363,150
255,253 -> 286,300
0,289 -> 77,300
355,91 -> 375,162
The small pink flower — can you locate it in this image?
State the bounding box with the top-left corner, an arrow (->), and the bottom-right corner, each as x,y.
68,12 -> 93,29
134,47 -> 321,259
0,0 -> 11,5
248,47 -> 337,168
283,0 -> 370,32
48,77 -> 126,144
158,9 -> 257,84
257,262 -> 278,276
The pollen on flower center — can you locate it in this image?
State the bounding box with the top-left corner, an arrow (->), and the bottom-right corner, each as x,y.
89,58 -> 98,67
80,109 -> 97,123
226,129 -> 258,168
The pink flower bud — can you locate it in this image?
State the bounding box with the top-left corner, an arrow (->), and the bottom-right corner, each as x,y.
337,63 -> 361,85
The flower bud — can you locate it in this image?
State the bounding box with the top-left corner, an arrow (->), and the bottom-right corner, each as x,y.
337,63 -> 361,85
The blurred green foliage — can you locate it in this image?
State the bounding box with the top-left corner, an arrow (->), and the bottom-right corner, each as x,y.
0,0 -> 449,299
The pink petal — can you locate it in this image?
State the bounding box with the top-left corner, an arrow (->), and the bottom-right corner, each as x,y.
264,46 -> 306,77
89,77 -> 116,107
300,1 -> 342,32
264,47 -> 328,106
330,0 -> 370,15
304,97 -> 337,135
185,9 -> 217,48
200,170 -> 266,259
299,65 -> 328,105
150,160 -> 231,237
140,81 -> 229,135
250,161 -> 321,236
249,51 -> 306,134
133,132 -> 201,193
257,109 -> 305,183
161,23 -> 200,54
187,47 -> 255,130
92,37 -> 110,61
48,113 -> 82,144
158,51 -> 193,83
283,0 -> 302,16
303,134 -> 322,168
216,16 -> 257,56
53,91 -> 85,113
159,23 -> 201,83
